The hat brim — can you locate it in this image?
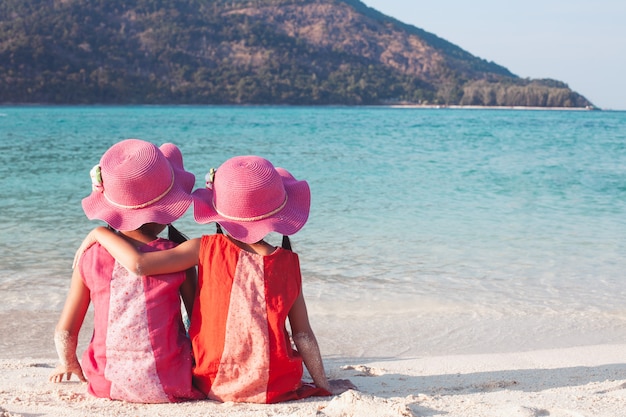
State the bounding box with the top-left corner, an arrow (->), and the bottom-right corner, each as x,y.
192,168 -> 310,244
82,184 -> 193,231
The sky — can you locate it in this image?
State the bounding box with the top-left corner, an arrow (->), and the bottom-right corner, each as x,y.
362,0 -> 626,110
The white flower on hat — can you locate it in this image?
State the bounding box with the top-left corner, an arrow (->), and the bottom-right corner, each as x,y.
205,167 -> 216,189
90,165 -> 104,192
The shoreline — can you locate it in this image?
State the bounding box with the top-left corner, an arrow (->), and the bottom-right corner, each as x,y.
385,103 -> 599,111
2,344 -> 626,417
7,306 -> 626,361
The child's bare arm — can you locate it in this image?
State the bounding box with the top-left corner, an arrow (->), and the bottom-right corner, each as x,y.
289,293 -> 330,391
49,267 -> 90,383
288,292 -> 356,394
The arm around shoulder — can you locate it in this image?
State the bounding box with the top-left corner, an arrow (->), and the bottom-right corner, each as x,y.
75,227 -> 201,275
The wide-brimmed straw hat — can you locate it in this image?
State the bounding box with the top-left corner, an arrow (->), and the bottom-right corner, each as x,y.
192,155 -> 310,244
81,139 -> 195,231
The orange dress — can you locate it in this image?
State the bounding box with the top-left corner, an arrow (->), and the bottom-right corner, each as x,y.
189,234 -> 330,403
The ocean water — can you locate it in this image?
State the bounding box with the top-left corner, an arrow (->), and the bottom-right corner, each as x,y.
1,106 -> 626,359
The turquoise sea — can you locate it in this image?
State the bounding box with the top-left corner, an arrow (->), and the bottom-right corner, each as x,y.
1,106 -> 626,359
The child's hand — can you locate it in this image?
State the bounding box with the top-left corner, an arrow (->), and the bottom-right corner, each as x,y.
73,228 -> 104,269
328,378 -> 357,395
49,362 -> 87,383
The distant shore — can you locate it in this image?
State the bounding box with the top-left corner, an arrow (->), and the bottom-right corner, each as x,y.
385,104 -> 599,111
0,103 -> 601,110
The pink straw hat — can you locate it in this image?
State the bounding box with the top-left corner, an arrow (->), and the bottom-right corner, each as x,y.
81,139 -> 195,231
192,155 -> 310,244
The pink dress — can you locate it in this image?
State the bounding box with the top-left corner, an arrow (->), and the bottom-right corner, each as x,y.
78,238 -> 204,403
189,234 -> 330,403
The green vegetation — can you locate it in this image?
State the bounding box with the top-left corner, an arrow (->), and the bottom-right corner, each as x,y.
460,79 -> 589,107
0,0 -> 593,107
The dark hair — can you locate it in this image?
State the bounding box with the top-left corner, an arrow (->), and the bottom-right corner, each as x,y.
167,224 -> 189,244
281,235 -> 292,251
217,222 -> 292,251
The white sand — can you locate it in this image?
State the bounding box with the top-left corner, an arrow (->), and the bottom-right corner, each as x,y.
2,344 -> 626,417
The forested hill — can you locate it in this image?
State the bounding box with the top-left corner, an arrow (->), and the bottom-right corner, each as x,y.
0,0 -> 594,107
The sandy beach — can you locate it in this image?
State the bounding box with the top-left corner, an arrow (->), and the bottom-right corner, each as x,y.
1,344 -> 625,417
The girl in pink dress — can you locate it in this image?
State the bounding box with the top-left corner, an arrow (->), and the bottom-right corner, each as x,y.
76,155 -> 355,403
49,139 -> 204,403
